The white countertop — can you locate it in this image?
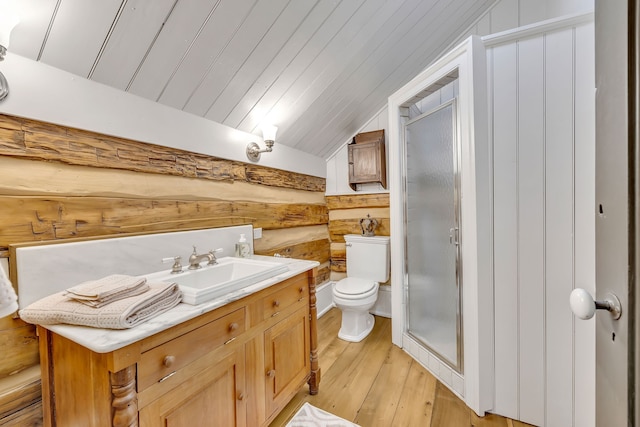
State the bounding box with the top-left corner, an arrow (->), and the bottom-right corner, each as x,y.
40,256 -> 319,354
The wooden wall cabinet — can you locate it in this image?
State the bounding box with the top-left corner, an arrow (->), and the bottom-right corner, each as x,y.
348,130 -> 387,190
38,269 -> 320,427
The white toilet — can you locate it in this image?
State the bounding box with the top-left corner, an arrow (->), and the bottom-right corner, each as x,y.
333,234 -> 390,342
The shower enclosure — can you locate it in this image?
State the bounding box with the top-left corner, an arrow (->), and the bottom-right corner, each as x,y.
388,36 -> 492,415
404,99 -> 462,372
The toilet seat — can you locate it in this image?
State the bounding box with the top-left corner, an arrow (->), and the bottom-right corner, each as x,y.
334,277 -> 377,300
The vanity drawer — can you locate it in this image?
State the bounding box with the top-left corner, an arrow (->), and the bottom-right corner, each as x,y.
262,279 -> 308,320
138,307 -> 245,391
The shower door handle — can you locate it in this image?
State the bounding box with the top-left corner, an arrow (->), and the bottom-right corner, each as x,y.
449,227 -> 459,246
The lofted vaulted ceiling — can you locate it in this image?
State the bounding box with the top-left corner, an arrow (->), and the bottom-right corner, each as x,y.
6,0 -> 496,159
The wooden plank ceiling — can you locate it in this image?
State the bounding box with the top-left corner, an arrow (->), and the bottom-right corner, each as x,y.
6,0 -> 496,159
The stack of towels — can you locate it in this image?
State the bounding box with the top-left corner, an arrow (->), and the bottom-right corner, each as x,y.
19,274 -> 182,329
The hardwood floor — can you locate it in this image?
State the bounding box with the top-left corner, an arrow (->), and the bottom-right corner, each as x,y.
269,308 -> 534,427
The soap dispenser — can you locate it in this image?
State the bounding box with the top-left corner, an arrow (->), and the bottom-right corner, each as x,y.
235,234 -> 250,258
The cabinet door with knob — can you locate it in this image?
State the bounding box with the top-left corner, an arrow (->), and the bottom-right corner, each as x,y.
139,348 -> 246,427
264,306 -> 310,418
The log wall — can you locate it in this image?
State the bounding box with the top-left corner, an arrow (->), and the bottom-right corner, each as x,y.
0,114 -> 329,425
325,194 -> 390,282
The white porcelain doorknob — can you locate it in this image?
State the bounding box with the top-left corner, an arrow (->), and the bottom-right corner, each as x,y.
570,288 -> 622,320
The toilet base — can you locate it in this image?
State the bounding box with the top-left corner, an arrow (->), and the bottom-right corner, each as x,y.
337,311 -> 375,342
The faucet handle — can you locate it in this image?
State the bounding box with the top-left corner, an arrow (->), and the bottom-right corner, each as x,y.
162,256 -> 183,274
207,248 -> 224,265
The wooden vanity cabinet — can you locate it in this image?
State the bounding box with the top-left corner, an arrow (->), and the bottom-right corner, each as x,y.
139,347 -> 246,427
37,268 -> 320,427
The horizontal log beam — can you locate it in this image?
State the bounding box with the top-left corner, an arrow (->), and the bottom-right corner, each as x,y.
0,365 -> 41,419
0,326 -> 39,379
0,114 -> 325,193
254,238 -> 330,264
331,259 -> 346,273
0,196 -> 328,248
325,193 -> 389,210
328,219 -> 390,243
316,266 -> 330,285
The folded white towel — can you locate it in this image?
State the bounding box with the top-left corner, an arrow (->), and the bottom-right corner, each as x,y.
19,281 -> 182,329
64,274 -> 149,308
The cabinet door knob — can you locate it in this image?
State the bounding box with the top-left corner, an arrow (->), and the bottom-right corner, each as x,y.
273,300 -> 280,307
229,322 -> 239,332
237,392 -> 245,401
266,369 -> 276,378
298,287 -> 304,293
163,355 -> 175,368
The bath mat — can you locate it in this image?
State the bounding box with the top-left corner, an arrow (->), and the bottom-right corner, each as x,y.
286,402 -> 360,427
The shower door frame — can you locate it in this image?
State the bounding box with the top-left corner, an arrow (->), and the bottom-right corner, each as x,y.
388,36 -> 493,416
403,99 -> 464,373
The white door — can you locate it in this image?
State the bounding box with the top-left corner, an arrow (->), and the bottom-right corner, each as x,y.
571,1 -> 636,425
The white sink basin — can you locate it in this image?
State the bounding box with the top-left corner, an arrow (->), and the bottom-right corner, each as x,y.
148,257 -> 289,305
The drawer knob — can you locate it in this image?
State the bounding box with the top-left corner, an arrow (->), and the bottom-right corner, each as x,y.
273,300 -> 280,307
229,322 -> 239,332
266,369 -> 276,378
299,287 -> 304,293
163,355 -> 175,368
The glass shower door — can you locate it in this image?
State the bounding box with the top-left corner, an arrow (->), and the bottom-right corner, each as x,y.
404,100 -> 462,371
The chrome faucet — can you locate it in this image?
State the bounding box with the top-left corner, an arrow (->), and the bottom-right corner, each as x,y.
188,246 -> 222,269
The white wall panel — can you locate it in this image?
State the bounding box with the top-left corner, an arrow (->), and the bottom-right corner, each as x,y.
158,0 -> 258,111
39,0 -> 123,77
221,1 -> 339,128
487,0 -> 519,33
491,42 -> 519,420
517,36 -> 545,427
127,0 -> 224,100
572,22 -> 595,427
90,0 -> 176,90
486,15 -> 594,427
544,28 -> 575,427
519,0 -> 548,26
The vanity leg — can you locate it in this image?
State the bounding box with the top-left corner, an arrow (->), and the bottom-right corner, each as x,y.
307,268 -> 321,395
111,365 -> 138,427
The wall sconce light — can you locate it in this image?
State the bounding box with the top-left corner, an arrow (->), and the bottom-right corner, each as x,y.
246,124 -> 278,162
0,12 -> 19,101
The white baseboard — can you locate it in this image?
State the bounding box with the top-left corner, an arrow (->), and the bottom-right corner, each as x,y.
371,285 -> 391,318
316,281 -> 392,319
316,281 -> 334,318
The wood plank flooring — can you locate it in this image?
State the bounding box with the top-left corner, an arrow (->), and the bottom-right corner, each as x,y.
269,308 -> 535,427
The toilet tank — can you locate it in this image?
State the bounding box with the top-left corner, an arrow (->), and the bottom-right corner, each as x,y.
345,234 -> 390,282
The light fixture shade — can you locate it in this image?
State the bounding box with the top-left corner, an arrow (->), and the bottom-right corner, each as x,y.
261,124 -> 277,142
0,12 -> 19,49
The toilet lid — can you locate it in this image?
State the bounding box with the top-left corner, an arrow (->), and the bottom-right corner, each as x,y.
335,277 -> 376,295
